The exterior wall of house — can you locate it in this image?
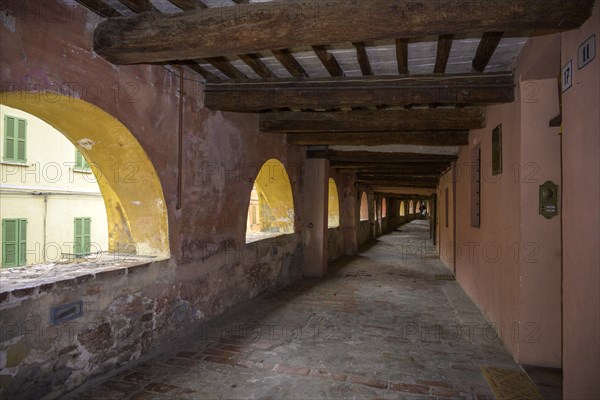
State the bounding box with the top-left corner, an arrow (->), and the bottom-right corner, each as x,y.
1,105 -> 109,265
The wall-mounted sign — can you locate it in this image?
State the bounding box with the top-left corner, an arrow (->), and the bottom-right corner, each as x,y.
539,181 -> 559,219
562,60 -> 573,93
578,34 -> 596,70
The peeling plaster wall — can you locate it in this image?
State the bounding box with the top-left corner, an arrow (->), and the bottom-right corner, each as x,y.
0,1 -> 307,398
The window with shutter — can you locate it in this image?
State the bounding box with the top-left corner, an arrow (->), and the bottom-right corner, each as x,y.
3,115 -> 26,163
2,218 -> 27,267
75,150 -> 90,170
74,218 -> 92,255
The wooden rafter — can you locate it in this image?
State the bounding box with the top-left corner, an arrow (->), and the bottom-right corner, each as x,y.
395,38 -> 409,75
117,0 -> 157,13
93,0 -> 595,64
77,0 -> 120,17
271,49 -> 308,78
286,131 -> 469,146
473,32 -> 504,72
203,57 -> 248,80
353,42 -> 374,76
237,54 -> 275,79
312,46 -> 344,77
434,34 -> 454,74
167,0 -> 207,10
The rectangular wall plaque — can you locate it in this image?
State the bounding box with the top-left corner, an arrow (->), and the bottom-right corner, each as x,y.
50,300 -> 83,324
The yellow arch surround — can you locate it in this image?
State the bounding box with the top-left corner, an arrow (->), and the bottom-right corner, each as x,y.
399,201 -> 406,217
328,178 -> 340,228
1,93 -> 169,257
252,159 -> 295,235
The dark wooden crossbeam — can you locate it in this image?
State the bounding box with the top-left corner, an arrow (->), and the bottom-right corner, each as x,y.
434,34 -> 454,74
94,0 -> 595,64
203,57 -> 248,80
118,0 -> 157,13
177,60 -> 221,81
353,42 -> 374,76
286,131 -> 469,146
77,0 -> 121,17
237,54 -> 275,79
395,38 -> 409,75
260,108 -> 486,133
332,164 -> 450,175
312,46 -> 344,77
473,32 -> 504,72
272,49 -> 309,78
167,0 -> 207,10
204,73 -> 514,112
307,150 -> 457,163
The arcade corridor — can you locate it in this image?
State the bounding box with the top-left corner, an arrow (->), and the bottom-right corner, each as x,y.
68,221 -> 531,400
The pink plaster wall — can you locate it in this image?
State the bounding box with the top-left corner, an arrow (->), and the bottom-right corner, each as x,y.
518,78 -> 562,367
560,3 -> 600,397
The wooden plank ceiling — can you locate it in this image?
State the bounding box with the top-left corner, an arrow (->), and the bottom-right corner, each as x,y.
77,0 -> 595,198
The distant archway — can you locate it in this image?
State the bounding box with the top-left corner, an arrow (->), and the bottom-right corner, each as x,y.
382,198 -> 387,218
328,178 -> 340,228
399,201 -> 406,217
1,93 -> 169,257
245,159 -> 295,243
359,192 -> 369,221
409,200 -> 414,215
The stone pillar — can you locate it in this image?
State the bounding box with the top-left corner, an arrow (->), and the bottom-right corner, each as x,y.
302,158 -> 329,277
341,175 -> 358,256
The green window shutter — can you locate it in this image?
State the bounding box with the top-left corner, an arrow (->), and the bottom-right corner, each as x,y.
18,219 -> 27,266
83,218 -> 91,254
74,218 -> 83,255
75,150 -> 90,170
16,119 -> 26,162
4,116 -> 15,161
2,219 -> 18,267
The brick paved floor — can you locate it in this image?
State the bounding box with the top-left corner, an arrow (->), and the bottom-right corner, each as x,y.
68,221 -> 523,400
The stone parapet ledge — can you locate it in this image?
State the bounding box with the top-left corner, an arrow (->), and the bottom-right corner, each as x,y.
0,255 -> 165,306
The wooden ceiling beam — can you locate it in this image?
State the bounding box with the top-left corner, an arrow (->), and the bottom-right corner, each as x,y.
237,53 -> 275,79
395,38 -> 409,75
204,73 -> 514,112
434,34 -> 454,74
473,32 -> 504,72
166,0 -> 207,10
333,166 -> 450,175
117,0 -> 157,13
202,57 -> 248,80
353,42 -> 374,76
260,108 -> 485,133
179,60 -> 221,81
307,150 -> 457,163
286,131 -> 468,146
312,46 -> 344,77
76,0 -> 121,18
272,49 -> 309,78
94,0 -> 595,64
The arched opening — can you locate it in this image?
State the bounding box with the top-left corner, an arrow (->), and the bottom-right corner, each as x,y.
359,192 -> 369,221
245,159 -> 295,243
1,94 -> 169,258
399,201 -> 406,217
382,198 -> 387,218
409,200 -> 414,215
328,178 -> 340,228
